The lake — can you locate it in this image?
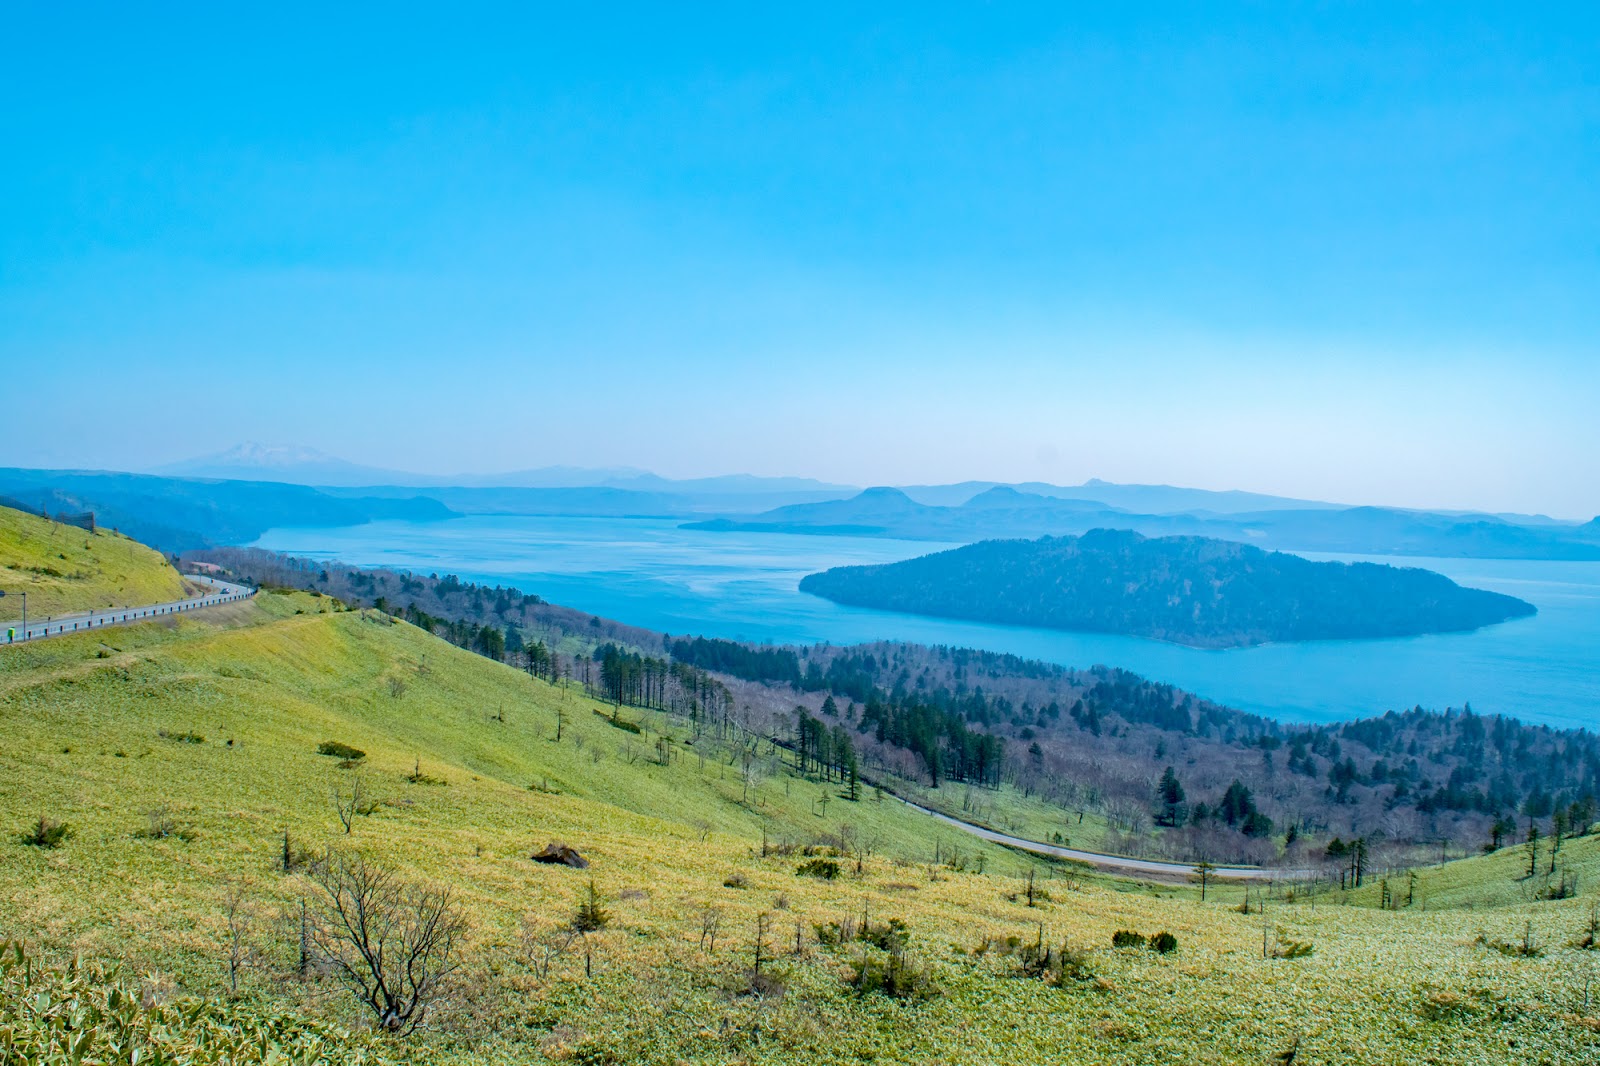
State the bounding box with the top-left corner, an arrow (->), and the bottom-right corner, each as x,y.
252,516 -> 1600,731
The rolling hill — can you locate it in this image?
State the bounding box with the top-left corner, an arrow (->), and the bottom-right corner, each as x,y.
0,503 -> 191,619
799,529 -> 1537,647
2,528 -> 1597,1063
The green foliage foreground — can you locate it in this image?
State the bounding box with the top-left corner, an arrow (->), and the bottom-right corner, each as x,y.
3,590 -> 1600,1064
0,942 -> 384,1066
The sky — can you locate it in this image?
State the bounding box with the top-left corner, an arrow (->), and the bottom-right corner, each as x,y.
2,4 -> 1597,516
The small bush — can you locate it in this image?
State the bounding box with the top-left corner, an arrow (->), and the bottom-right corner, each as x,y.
816,917 -> 908,953
1014,937 -> 1095,984
20,816 -> 74,849
158,730 -> 204,744
1111,930 -> 1147,949
796,858 -> 840,880
574,881 -> 609,932
1150,931 -> 1178,955
859,918 -> 910,952
849,947 -> 937,1001
317,741 -> 366,761
723,872 -> 750,889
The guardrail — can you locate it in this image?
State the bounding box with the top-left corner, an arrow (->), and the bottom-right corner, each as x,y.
3,581 -> 257,644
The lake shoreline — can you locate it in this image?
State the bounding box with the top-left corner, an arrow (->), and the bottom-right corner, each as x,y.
251,514 -> 1600,731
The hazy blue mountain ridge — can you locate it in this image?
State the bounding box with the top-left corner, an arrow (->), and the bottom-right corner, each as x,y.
690,488 -> 1600,561
0,469 -> 455,551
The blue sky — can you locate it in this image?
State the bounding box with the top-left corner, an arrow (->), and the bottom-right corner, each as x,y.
2,4 -> 1597,515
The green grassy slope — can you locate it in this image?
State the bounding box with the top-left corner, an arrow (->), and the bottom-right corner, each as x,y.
2,590 -> 1599,1064
1341,832 -> 1600,912
0,503 -> 191,620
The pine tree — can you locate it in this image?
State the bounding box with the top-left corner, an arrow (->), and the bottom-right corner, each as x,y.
1156,766 -> 1187,827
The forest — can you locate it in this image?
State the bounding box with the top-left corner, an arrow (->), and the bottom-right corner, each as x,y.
799,528 -> 1537,647
190,547 -> 1599,867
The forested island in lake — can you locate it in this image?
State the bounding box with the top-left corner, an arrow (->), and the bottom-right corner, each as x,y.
798,528 -> 1538,648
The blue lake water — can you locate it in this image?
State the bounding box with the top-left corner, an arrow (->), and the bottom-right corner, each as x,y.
252,516 -> 1600,731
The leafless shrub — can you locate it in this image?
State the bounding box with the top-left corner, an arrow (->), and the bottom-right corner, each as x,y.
307,849 -> 467,1035
331,777 -> 366,834
223,888 -> 259,992
519,915 -> 577,982
698,906 -> 721,953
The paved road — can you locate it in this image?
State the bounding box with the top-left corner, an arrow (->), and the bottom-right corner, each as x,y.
896,795 -> 1309,882
2,575 -> 255,644
4,591 -> 1303,885
765,733 -> 1307,883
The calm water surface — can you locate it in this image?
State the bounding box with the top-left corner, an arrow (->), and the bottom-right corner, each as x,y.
253,516 -> 1600,730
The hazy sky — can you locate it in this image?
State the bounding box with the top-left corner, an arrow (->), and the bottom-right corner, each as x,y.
3,5 -> 1597,515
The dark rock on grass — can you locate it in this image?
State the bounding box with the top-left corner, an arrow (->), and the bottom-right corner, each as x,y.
531,842 -> 589,869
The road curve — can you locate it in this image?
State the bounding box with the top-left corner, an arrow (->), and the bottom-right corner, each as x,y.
2,575 -> 256,644
896,794 -> 1306,882
3,600 -> 1303,885
764,734 -> 1307,883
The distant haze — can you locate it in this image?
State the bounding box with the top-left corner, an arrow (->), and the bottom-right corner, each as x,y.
2,8 -> 1596,517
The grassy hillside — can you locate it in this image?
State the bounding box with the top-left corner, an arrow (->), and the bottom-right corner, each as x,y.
3,592 -> 1599,1063
1341,831 -> 1600,912
0,503 -> 191,620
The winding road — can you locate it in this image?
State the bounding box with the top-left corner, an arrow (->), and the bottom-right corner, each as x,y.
3,581 -> 1298,884
764,734 -> 1305,883
895,794 -> 1307,882
2,575 -> 255,644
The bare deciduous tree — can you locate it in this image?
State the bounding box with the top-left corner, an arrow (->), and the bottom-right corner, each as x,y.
223,888 -> 257,993
698,906 -> 721,953
331,777 -> 365,835
308,850 -> 467,1035
519,915 -> 576,982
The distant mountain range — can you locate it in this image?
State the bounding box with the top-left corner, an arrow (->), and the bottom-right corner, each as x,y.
897,478 -> 1343,514
6,444 -> 1593,560
0,468 -> 453,552
155,443 -> 854,499
687,487 -> 1600,561
799,529 -> 1539,648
